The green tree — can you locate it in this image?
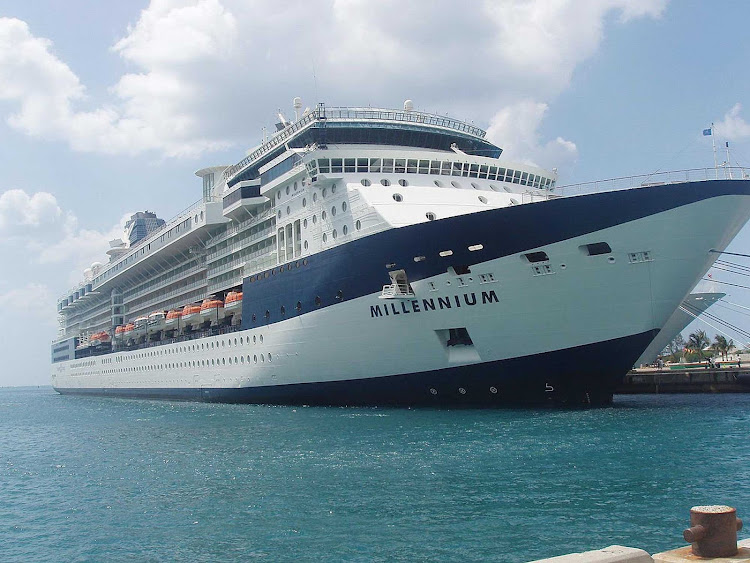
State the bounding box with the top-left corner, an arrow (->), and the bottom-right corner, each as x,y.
712,335 -> 734,360
687,330 -> 710,362
661,333 -> 686,363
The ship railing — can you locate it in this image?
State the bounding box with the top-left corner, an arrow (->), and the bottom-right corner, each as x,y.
556,167 -> 750,197
380,283 -> 415,298
206,206 -> 275,247
206,225 -> 276,263
84,196 -> 221,292
222,106 -> 487,182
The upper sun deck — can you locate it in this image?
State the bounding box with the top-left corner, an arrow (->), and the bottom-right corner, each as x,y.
224,104 -> 501,187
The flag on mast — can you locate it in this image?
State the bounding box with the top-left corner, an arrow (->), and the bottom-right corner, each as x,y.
703,128 -> 712,136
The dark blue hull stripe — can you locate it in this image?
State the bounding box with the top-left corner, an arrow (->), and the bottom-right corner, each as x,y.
54,329 -> 658,406
242,180 -> 750,328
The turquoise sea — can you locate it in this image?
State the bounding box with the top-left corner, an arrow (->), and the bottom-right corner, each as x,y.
2,387 -> 749,562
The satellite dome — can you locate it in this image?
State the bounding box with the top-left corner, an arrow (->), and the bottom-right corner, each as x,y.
404,99 -> 414,112
293,97 -> 302,109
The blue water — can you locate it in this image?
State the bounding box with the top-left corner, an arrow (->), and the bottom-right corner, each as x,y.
2,388 -> 749,562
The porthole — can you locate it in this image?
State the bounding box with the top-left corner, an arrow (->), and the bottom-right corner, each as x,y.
381,179 -> 391,186
426,212 -> 436,221
253,335 -> 257,344
478,195 -> 488,204
343,225 -> 348,235
331,206 -> 336,216
260,335 -> 264,343
332,229 -> 337,239
468,244 -> 484,251
356,219 -> 362,230
322,210 -> 327,220
303,218 -> 308,228
286,205 -> 291,215
303,198 -> 307,207
254,354 -> 258,363
312,215 -> 317,224
490,386 -> 498,394
430,388 -> 438,395
286,185 -> 290,195
280,305 -> 286,315
277,210 -> 282,219
234,338 -> 238,346
240,337 -> 243,344
471,182 -> 481,190
322,187 -> 327,197
294,181 -> 298,191
304,240 -> 309,250
252,314 -> 257,322
322,233 -> 327,243
510,198 -> 519,205
277,190 -> 281,200
268,353 -> 272,362
240,356 -> 244,364
451,180 -> 462,189
313,192 -> 318,202
434,180 -> 443,187
342,201 -> 347,212
361,179 -> 371,186
489,184 -> 500,192
228,357 -> 232,365
392,193 -> 403,202
398,179 -> 408,187
331,184 -> 336,194
260,354 -> 264,363
315,296 -> 322,307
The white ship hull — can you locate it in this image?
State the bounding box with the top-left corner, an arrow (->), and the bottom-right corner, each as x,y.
52,180 -> 750,405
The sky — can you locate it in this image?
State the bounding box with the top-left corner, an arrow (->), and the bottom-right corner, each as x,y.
2,0 -> 750,386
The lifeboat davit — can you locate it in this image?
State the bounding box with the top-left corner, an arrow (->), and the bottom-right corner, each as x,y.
224,291 -> 243,313
90,331 -> 111,346
200,298 -> 225,323
147,311 -> 166,334
181,304 -> 202,329
165,309 -> 182,326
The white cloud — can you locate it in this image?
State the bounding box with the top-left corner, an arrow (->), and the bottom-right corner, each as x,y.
486,100 -> 578,170
0,188 -> 126,285
714,103 -> 750,141
0,0 -> 667,158
0,282 -> 56,323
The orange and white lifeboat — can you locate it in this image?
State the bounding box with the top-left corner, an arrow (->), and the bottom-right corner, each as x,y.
200,298 -> 225,321
147,311 -> 166,334
123,323 -> 135,335
224,291 -> 243,313
181,304 -> 202,328
114,325 -> 126,341
92,331 -> 111,345
165,309 -> 182,328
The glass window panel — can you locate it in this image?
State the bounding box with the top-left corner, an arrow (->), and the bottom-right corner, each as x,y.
331,158 -> 343,173
452,162 -> 463,176
407,159 -> 418,173
344,158 -> 356,172
318,158 -> 330,174
479,165 -> 489,179
513,170 -> 521,184
419,160 -> 430,174
469,164 -> 479,178
395,159 -> 406,173
430,160 -> 441,174
369,158 -> 381,173
382,158 -> 394,173
441,161 -> 452,175
357,158 -> 368,172
520,172 -> 528,186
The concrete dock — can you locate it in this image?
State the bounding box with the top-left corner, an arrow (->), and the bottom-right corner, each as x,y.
617,367 -> 750,394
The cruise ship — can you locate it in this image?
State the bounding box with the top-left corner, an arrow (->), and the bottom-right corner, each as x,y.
50,100 -> 750,406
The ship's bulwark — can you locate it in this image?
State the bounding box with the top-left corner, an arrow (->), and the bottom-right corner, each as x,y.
55,329 -> 659,406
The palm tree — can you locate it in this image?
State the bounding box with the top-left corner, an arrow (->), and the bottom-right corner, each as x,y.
687,330 -> 710,362
713,335 -> 728,360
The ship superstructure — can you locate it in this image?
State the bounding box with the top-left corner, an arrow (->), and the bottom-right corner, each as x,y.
51,101 -> 750,405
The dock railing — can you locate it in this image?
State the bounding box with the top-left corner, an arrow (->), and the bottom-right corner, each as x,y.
556,167 -> 750,197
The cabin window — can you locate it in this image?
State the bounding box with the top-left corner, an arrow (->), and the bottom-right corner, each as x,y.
524,251 -> 549,263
